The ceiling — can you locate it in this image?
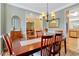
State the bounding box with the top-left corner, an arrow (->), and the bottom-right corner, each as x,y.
8,3 -> 76,14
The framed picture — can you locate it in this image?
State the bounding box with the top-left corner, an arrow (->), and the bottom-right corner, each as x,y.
48,20 -> 58,28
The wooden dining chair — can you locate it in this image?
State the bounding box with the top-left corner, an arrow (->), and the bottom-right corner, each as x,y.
36,30 -> 43,38
2,34 -> 13,55
41,35 -> 54,56
50,33 -> 62,56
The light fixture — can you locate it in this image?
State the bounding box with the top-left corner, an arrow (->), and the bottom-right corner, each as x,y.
40,3 -> 59,22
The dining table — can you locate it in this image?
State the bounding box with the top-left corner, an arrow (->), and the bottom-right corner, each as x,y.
12,32 -> 67,56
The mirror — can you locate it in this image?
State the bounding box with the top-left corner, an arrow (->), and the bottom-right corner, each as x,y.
11,15 -> 21,31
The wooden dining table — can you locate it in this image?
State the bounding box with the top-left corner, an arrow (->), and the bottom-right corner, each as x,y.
12,33 -> 66,56
12,38 -> 42,56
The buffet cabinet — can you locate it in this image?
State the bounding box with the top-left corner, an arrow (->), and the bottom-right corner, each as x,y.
68,29 -> 79,52
10,31 -> 23,41
69,29 -> 79,38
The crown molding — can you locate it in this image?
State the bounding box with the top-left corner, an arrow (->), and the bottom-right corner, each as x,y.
55,3 -> 77,12
7,3 -> 77,14
7,3 -> 41,14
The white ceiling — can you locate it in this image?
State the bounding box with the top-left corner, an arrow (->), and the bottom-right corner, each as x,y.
8,3 -> 76,14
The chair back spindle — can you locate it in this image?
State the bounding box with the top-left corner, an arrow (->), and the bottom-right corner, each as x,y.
51,33 -> 62,56
41,35 -> 53,56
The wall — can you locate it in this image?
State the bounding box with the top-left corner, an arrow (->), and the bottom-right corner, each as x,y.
0,3 -> 1,55
1,4 -> 6,34
56,4 -> 79,37
0,3 -> 6,55
34,19 -> 43,30
55,9 -> 66,36
0,3 -> 1,35
5,4 -> 26,33
0,3 -> 40,54
5,4 -> 40,36
25,9 -> 40,37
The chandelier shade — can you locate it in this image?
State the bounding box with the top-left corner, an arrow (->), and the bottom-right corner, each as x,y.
39,3 -> 59,22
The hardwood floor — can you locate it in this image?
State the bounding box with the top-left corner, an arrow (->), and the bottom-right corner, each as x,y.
2,37 -> 79,56
3,43 -> 79,56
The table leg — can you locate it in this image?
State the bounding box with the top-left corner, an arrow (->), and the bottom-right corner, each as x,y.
64,39 -> 67,54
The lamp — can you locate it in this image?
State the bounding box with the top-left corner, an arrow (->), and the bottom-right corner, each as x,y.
40,3 -> 59,22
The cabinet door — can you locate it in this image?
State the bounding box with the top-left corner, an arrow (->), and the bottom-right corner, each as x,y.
77,30 -> 79,38
69,31 -> 77,38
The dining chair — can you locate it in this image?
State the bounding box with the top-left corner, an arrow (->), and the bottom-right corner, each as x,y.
56,31 -> 67,54
36,30 -> 43,38
2,34 -> 13,55
62,36 -> 67,54
50,33 -> 62,56
41,35 -> 53,56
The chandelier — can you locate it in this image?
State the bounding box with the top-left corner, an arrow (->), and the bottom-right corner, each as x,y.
40,3 -> 59,22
